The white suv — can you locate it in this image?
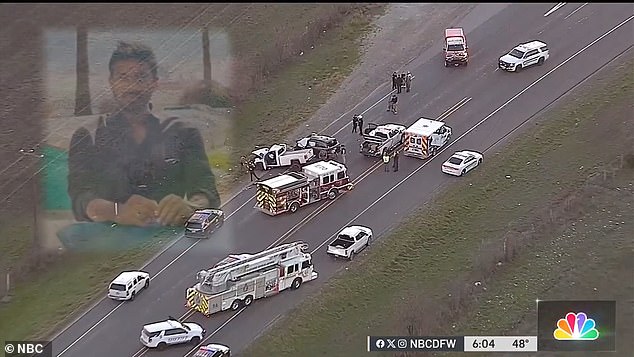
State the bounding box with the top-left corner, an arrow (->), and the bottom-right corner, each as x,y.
108,271 -> 150,301
140,317 -> 205,349
498,40 -> 549,72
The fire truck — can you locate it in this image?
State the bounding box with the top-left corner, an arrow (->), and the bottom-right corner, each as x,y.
254,160 -> 353,216
185,241 -> 318,317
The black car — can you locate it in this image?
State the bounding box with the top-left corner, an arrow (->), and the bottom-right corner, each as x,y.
184,209 -> 224,239
295,133 -> 345,159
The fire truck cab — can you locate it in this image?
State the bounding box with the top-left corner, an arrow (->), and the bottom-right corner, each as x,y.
444,28 -> 469,67
254,160 -> 352,216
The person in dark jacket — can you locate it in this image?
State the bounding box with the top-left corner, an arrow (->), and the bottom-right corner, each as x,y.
392,72 -> 398,90
352,115 -> 358,133
356,114 -> 364,135
396,74 -> 403,93
392,150 -> 400,172
68,41 -> 220,228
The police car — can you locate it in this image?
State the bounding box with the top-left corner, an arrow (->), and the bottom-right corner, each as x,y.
140,317 -> 205,349
193,343 -> 231,357
185,209 -> 225,239
498,40 -> 549,72
441,150 -> 483,176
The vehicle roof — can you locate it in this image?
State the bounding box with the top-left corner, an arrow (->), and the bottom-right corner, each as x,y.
446,37 -> 465,45
307,134 -> 336,142
198,344 -> 230,353
367,123 -> 405,137
405,118 -> 445,136
259,172 -> 305,189
445,28 -> 464,38
339,225 -> 368,236
303,160 -> 346,177
516,40 -> 547,51
112,271 -> 146,284
187,209 -> 220,223
143,319 -> 183,332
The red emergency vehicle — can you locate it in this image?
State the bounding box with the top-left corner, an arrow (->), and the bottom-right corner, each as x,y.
444,28 -> 469,67
254,160 -> 353,215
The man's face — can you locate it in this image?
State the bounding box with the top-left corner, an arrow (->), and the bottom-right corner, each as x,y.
109,59 -> 157,112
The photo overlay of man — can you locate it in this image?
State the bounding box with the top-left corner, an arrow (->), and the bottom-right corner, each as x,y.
40,29 -> 233,252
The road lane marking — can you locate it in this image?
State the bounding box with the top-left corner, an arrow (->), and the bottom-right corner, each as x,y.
312,14 -> 634,254
544,2 -> 567,17
564,2 -> 588,19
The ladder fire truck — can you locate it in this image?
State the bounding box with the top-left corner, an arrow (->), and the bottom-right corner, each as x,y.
186,241 -> 318,317
254,160 -> 353,216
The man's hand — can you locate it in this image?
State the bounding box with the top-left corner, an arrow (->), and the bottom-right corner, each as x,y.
157,194 -> 194,226
115,194 -> 159,227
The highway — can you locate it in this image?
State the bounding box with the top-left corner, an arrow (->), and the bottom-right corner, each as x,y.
50,3 -> 634,357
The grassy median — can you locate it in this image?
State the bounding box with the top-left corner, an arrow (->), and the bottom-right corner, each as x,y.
0,5 -> 385,342
242,58 -> 634,356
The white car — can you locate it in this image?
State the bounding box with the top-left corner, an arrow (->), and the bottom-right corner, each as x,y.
498,40 -> 549,72
326,225 -> 373,260
441,150 -> 483,176
108,271 -> 150,301
193,343 -> 231,357
140,317 -> 205,349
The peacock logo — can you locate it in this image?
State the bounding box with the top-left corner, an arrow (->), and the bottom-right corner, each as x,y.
553,312 -> 599,340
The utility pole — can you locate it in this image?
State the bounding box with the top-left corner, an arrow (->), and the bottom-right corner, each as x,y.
19,148 -> 44,261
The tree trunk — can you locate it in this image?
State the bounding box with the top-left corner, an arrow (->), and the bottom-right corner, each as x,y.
202,26 -> 211,84
74,26 -> 92,116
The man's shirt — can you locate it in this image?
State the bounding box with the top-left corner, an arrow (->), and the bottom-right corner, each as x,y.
67,112 -> 220,222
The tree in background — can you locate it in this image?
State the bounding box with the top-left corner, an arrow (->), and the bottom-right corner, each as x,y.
74,25 -> 92,116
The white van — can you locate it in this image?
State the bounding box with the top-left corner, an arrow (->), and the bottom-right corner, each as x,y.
108,271 -> 150,301
402,118 -> 452,159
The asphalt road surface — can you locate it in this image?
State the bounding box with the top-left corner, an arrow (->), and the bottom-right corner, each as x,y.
51,3 -> 634,357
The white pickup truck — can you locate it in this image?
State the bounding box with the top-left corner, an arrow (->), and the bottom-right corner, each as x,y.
360,123 -> 406,157
252,143 -> 315,171
326,226 -> 373,260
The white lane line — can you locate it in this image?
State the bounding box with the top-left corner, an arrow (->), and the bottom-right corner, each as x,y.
544,2 -> 567,17
183,308 -> 247,357
313,14 -> 634,254
564,2 -> 588,19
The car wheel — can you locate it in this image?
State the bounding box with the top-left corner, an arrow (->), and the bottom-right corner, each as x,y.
515,64 -> 522,72
349,251 -> 355,261
144,279 -> 149,289
537,57 -> 544,66
318,151 -> 327,159
231,299 -> 241,311
157,342 -> 167,350
190,336 -> 201,345
478,158 -> 482,164
291,278 -> 302,290
244,295 -> 254,306
444,60 -> 449,67
289,202 -> 300,213
460,169 -> 466,176
327,189 -> 338,200
130,291 -> 135,301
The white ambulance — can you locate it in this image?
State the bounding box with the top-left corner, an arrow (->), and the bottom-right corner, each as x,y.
402,118 -> 452,159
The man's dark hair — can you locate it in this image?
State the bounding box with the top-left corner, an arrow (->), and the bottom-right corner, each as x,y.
108,41 -> 158,79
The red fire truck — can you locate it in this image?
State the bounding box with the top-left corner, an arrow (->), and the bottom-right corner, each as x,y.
254,160 -> 353,215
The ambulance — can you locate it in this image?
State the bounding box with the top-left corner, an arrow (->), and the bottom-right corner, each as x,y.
402,118 -> 452,159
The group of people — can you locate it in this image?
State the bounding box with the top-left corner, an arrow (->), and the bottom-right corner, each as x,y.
392,71 -> 413,94
382,148 -> 399,172
351,114 -> 365,135
240,155 -> 260,182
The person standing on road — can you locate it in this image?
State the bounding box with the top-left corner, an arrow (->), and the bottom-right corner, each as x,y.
392,72 -> 398,90
396,74 -> 403,94
392,150 -> 400,172
352,115 -> 358,133
248,159 -> 259,182
357,115 -> 364,135
405,72 -> 412,93
383,150 -> 391,172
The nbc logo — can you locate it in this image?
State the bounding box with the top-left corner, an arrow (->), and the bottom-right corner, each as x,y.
553,312 -> 599,340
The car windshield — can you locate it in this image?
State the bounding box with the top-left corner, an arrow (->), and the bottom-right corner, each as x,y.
447,43 -> 464,51
509,49 -> 525,59
186,222 -> 202,229
449,157 -> 463,165
110,283 -> 126,291
338,234 -> 353,241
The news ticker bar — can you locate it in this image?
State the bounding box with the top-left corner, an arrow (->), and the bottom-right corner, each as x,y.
368,336 -> 538,352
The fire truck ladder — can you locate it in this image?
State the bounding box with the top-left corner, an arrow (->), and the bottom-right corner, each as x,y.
198,241 -> 309,293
